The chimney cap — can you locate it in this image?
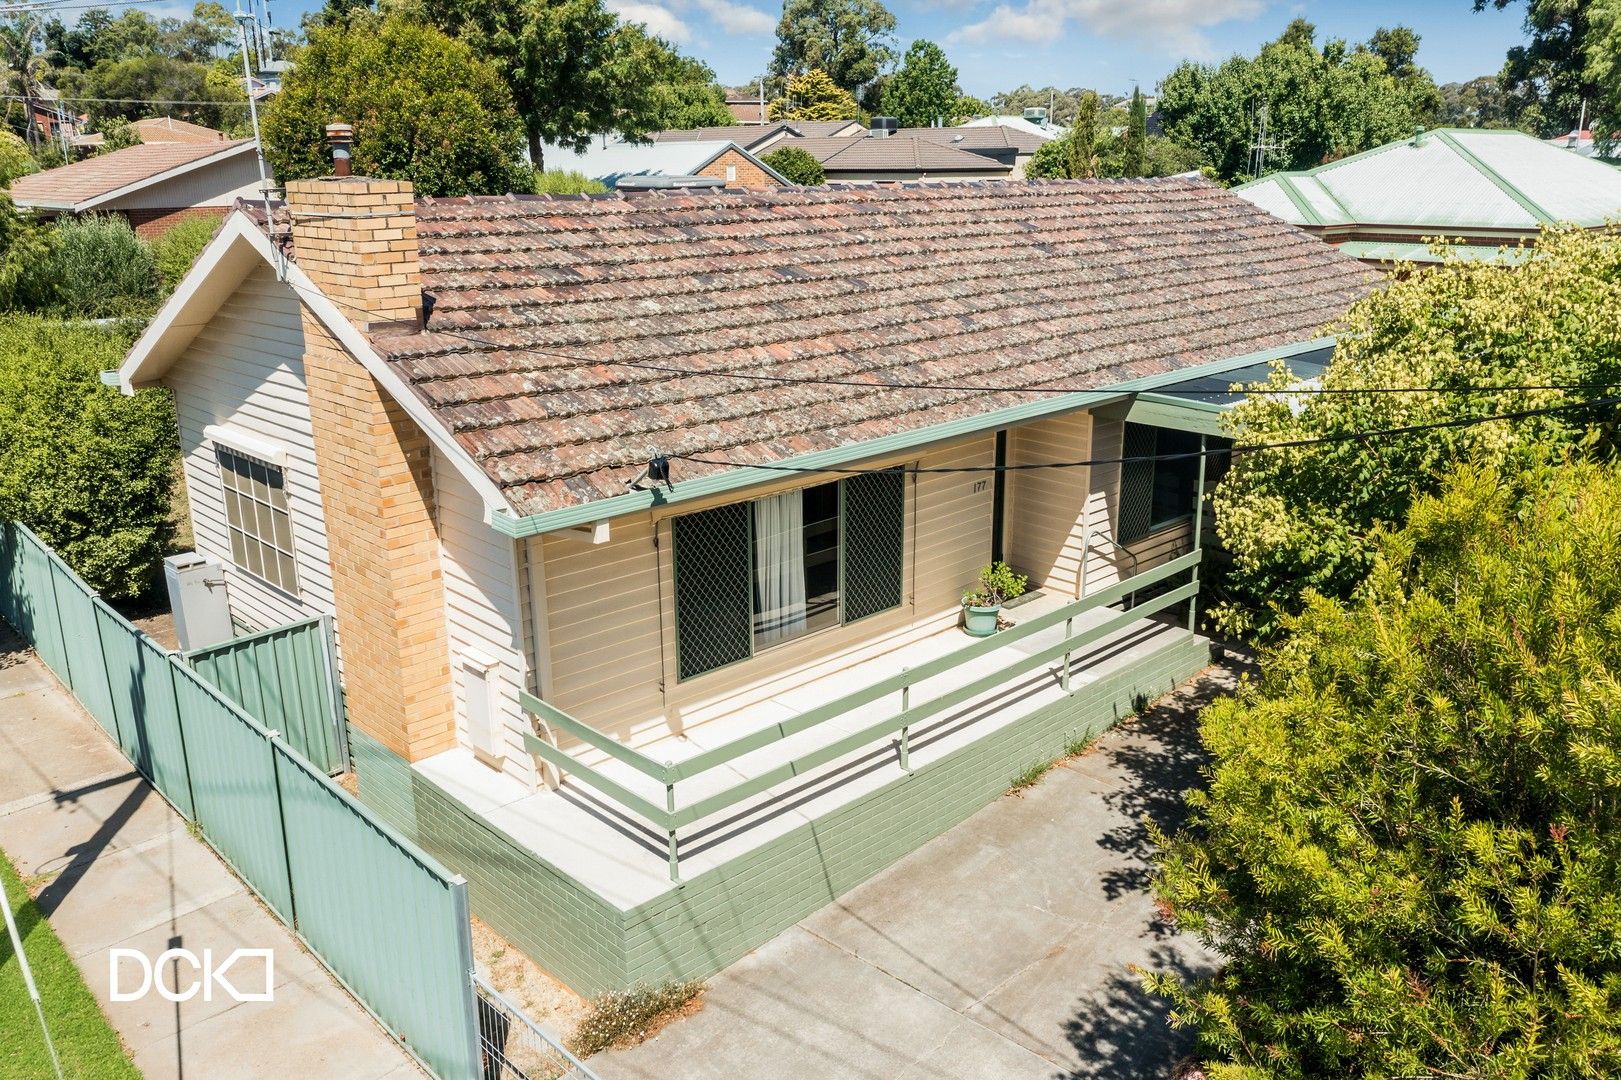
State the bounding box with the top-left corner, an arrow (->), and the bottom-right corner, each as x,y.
325,122 -> 354,176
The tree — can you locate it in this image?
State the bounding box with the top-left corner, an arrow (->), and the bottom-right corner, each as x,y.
769,68 -> 859,122
761,145 -> 824,184
150,214 -> 219,293
420,0 -> 622,166
37,215 -> 160,319
0,129 -> 35,186
261,13 -> 529,197
1438,74 -> 1522,127
1025,90 -> 1100,178
93,117 -> 140,153
1150,454 -> 1621,1077
1475,0 -> 1600,136
952,93 -> 989,121
989,84 -> 1120,126
609,25 -> 734,133
81,54 -> 246,128
878,40 -> 957,126
770,0 -> 896,101
1590,0 -> 1620,154
1120,87 -> 1148,176
0,316 -> 176,598
1367,25 -> 1443,123
1208,225 -> 1621,638
1158,20 -> 1437,181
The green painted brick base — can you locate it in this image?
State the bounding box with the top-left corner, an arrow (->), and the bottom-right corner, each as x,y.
353,631 -> 1215,995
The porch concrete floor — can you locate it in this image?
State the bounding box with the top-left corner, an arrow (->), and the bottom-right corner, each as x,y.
594,658 -> 1245,1080
417,594 -> 1199,911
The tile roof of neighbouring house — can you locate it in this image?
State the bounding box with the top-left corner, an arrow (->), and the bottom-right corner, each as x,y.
896,125 -> 1049,154
7,138 -> 254,210
339,179 -> 1375,517
652,120 -> 866,150
132,117 -> 229,144
1234,128 -> 1621,231
787,136 -> 1014,174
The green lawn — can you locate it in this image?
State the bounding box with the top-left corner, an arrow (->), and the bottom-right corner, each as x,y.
0,848 -> 139,1080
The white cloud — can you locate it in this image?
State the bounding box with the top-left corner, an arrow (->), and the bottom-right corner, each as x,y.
605,0 -> 693,42
691,0 -> 777,35
949,0 -> 1263,59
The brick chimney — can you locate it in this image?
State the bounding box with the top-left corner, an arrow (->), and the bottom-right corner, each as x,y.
285,171 -> 455,763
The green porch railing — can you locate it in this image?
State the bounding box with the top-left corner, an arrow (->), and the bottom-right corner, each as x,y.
522,550 -> 1202,883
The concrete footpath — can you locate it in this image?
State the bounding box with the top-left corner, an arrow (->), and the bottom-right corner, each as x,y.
0,627 -> 418,1079
600,660 -> 1245,1080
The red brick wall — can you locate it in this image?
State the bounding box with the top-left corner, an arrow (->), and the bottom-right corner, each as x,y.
699,148 -> 779,188
122,205 -> 231,240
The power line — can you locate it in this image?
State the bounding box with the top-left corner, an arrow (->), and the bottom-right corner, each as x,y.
1,93 -> 252,107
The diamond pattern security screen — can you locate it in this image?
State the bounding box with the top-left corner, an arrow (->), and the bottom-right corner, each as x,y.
217,445 -> 300,595
673,502 -> 754,681
841,469 -> 905,624
1117,423 -> 1158,545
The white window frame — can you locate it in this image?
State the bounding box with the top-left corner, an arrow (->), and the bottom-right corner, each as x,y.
207,427 -> 301,598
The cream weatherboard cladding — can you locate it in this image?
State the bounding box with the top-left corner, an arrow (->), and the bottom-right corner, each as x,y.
164,263 -> 336,633
532,435 -> 996,755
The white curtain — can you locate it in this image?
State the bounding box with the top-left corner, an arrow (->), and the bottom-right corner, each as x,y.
753,491 -> 806,646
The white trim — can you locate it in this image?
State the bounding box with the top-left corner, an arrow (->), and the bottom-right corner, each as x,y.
118,209 -> 515,523
203,424 -> 288,467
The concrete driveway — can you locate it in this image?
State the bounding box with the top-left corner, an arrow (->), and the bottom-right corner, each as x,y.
599,661 -> 1243,1080
0,627 -> 418,1079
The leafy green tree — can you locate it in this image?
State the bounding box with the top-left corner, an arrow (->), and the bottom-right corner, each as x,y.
761,144 -> 824,184
419,0 -> 622,167
0,129 -> 36,186
878,40 -> 957,127
531,168 -> 607,194
0,192 -> 52,311
769,68 -> 859,122
1159,20 -> 1434,181
1209,226 -> 1621,638
1475,0 -> 1600,137
1120,87 -> 1148,176
1151,454 -> 1621,1078
770,0 -> 896,101
261,13 -> 529,197
0,316 -> 176,598
952,93 -> 989,121
610,25 -> 734,133
93,117 -> 140,153
1438,74 -> 1522,127
988,84 -> 1117,126
81,53 -> 246,128
150,214 -> 219,293
1591,0 -> 1620,154
1366,24 -> 1443,123
1025,90 -> 1100,178
39,215 -> 159,319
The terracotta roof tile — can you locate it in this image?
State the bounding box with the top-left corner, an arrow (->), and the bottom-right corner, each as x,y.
334,180 -> 1373,517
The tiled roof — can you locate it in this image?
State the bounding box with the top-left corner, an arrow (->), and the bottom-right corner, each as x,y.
788,136 -> 1012,174
896,125 -> 1048,154
653,120 -> 864,150
133,117 -> 228,144
540,140 -> 785,188
354,179 -> 1374,516
7,138 -> 254,209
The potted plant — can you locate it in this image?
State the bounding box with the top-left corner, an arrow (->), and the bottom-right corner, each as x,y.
962,562 -> 1028,637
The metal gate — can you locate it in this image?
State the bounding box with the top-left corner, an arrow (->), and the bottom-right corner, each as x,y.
185,614 -> 349,774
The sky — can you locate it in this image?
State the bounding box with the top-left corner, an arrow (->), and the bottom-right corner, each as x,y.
229,0 -> 1532,98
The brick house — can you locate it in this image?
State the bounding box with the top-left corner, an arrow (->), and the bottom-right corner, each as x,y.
116,175 -> 1373,991
6,138 -> 262,238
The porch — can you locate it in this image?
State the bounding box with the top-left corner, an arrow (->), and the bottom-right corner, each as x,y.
414,551 -> 1206,912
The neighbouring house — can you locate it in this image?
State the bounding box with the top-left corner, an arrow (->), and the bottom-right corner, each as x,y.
960,112 -> 1065,140
896,124 -> 1049,178
787,133 -> 1016,182
724,96 -> 767,125
115,173 -> 1373,994
541,139 -> 787,189
1234,127 -> 1621,265
651,119 -> 867,154
6,137 -> 263,237
1545,128 -> 1618,162
132,117 -> 233,145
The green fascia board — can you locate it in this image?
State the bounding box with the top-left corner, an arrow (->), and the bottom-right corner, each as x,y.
1336,239 -> 1533,266
489,335 -> 1338,538
1431,130 -> 1557,226
1124,395 -> 1230,437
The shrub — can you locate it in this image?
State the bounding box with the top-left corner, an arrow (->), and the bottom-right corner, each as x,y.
963,561 -> 1028,607
40,215 -> 160,319
0,130 -> 37,187
567,981 -> 703,1057
0,316 -> 177,598
1149,456 -> 1621,1077
531,169 -> 608,195
761,146 -> 825,186
151,215 -> 221,294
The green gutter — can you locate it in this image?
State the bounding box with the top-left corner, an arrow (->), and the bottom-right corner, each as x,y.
1432,130 -> 1557,226
489,336 -> 1338,538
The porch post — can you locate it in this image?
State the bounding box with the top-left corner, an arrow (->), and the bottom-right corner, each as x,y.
899,671 -> 911,772
1187,436 -> 1207,632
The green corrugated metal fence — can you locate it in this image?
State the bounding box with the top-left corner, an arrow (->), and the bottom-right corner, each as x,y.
0,522 -> 481,1080
186,616 -> 349,775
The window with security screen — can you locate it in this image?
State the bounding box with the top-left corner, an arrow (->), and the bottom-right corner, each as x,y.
216,445 -> 300,596
1117,423 -> 1203,545
672,470 -> 908,681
